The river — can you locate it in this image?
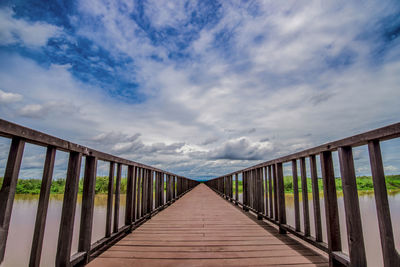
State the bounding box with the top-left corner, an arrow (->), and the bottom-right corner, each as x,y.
2,192 -> 399,266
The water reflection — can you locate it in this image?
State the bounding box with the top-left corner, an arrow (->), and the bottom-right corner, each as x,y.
3,194 -> 126,267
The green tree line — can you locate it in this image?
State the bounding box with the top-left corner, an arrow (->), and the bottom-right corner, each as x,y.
232,175 -> 400,194
1,175 -> 399,194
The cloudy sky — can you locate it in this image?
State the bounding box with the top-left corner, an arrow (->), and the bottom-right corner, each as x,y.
0,0 -> 399,180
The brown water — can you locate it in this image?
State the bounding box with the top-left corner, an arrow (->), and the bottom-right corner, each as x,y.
2,192 -> 399,266
2,194 -> 126,267
283,191 -> 400,267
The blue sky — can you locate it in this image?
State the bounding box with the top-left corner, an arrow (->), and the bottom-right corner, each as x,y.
0,0 -> 400,180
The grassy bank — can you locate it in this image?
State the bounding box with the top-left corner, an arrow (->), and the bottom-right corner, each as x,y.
232,175 -> 400,194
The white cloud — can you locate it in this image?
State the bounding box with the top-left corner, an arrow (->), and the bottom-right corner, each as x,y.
18,104 -> 46,118
0,89 -> 22,103
0,8 -> 61,47
1,1 -> 400,179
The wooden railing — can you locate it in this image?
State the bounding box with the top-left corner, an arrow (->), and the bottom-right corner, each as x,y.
206,123 -> 400,267
0,119 -> 198,266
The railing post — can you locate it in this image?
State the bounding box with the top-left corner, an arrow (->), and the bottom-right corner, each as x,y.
243,172 -> 248,211
264,167 -> 268,216
78,156 -> 97,263
235,173 -> 239,205
30,146 -> 56,267
155,172 -> 160,208
310,155 -> 322,242
272,164 -> 278,221
105,162 -> 114,237
300,157 -> 310,236
256,168 -> 264,220
268,166 -> 273,218
136,168 -> 142,220
172,175 -> 175,200
0,137 -> 25,264
142,169 -> 147,216
125,165 -> 134,225
113,163 -> 122,233
338,146 -> 367,266
132,166 -> 137,222
368,140 -> 400,267
276,163 -> 286,234
320,151 -> 344,267
56,151 -> 82,267
292,159 -> 300,232
166,175 -> 171,203
149,170 -> 153,214
161,173 -> 165,204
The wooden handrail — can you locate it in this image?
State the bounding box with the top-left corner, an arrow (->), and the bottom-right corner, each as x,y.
0,119 -> 198,266
206,122 -> 400,267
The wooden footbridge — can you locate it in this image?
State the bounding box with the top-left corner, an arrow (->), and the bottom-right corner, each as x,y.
0,119 -> 399,267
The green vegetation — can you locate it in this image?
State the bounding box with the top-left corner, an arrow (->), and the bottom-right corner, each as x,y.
232,175 -> 400,194
0,176 -> 128,194
1,175 -> 399,194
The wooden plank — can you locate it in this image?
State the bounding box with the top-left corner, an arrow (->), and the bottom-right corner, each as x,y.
264,167 -> 268,216
256,168 -> 264,219
125,165 -> 134,225
292,159 -> 300,232
132,166 -> 137,222
320,151 -> 344,267
149,170 -> 154,213
0,137 -> 25,264
276,163 -> 286,234
136,168 -> 142,219
300,157 -> 310,237
310,155 -> 322,242
105,162 -> 114,237
56,151 -> 82,266
155,172 -> 160,208
88,184 -> 327,267
338,146 -> 366,266
268,166 -> 273,218
172,175 -> 175,200
78,156 -> 97,262
368,140 -> 400,267
113,163 -> 122,233
29,146 -> 56,267
159,173 -> 163,205
142,169 -> 148,215
272,164 -> 278,221
166,175 -> 171,203
235,174 -> 239,203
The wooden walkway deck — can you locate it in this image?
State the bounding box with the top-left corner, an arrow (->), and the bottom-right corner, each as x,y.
88,184 -> 328,266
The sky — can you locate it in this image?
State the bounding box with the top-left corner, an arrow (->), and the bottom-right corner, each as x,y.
0,0 -> 399,181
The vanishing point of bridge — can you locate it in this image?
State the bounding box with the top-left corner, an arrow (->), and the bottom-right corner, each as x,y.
0,119 -> 399,266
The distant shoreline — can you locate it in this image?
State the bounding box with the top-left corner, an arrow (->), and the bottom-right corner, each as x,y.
2,175 -> 399,194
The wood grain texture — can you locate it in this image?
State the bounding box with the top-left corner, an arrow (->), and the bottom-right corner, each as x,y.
29,146 -> 56,267
310,155 -> 322,242
368,140 -> 400,267
0,137 -> 25,264
338,146 -> 366,267
56,151 -> 82,267
300,157 -> 310,237
88,184 -> 327,267
320,151 -> 344,267
292,159 -> 301,232
105,162 -> 114,237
